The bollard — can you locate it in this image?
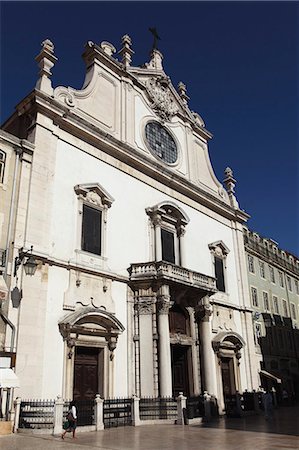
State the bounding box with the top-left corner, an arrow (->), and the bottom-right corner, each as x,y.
95,394 -> 104,431
176,392 -> 187,425
53,395 -> 64,436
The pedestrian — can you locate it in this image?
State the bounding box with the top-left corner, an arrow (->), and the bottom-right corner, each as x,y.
263,390 -> 273,420
61,400 -> 77,439
282,389 -> 289,406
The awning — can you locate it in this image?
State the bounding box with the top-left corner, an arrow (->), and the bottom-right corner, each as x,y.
0,368 -> 20,388
259,369 -> 282,384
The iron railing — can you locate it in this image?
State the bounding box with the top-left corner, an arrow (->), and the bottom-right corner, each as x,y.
186,395 -> 205,419
19,399 -> 55,429
63,399 -> 94,426
103,398 -> 132,428
139,397 -> 177,420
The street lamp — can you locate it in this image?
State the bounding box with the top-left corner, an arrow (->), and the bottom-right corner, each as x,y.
14,246 -> 38,277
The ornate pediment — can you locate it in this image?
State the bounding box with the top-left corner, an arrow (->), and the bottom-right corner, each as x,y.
145,76 -> 180,121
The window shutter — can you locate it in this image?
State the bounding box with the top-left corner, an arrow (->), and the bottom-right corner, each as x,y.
161,229 -> 175,264
82,205 -> 102,255
215,256 -> 225,292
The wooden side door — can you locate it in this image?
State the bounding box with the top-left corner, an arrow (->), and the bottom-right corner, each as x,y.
171,345 -> 190,397
73,347 -> 100,400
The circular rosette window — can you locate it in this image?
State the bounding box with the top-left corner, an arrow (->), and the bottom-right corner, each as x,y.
145,122 -> 178,164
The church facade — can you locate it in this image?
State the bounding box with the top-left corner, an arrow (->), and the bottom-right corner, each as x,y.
0,35 -> 260,413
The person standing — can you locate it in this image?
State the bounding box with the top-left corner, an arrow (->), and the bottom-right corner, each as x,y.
62,400 -> 77,439
263,390 -> 273,420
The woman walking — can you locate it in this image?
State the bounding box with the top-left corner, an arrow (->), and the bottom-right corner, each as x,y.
62,400 -> 77,439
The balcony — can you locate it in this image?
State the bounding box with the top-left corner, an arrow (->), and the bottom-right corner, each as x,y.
128,261 -> 217,296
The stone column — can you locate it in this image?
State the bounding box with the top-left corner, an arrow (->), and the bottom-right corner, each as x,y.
157,286 -> 172,397
132,395 -> 140,426
153,215 -> 162,261
94,394 -> 104,431
136,295 -> 155,396
53,395 -> 64,436
197,296 -> 217,396
13,397 -> 21,433
176,392 -> 187,425
178,226 -> 186,267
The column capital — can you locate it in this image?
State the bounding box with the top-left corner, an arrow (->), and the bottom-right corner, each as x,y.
157,295 -> 172,314
195,296 -> 213,322
135,298 -> 155,315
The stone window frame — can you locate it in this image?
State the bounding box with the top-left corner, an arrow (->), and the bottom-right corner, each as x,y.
278,271 -> 284,288
259,260 -> 266,279
254,322 -> 262,345
146,201 -> 189,267
208,241 -> 230,294
295,279 -> 299,295
248,255 -> 255,274
0,149 -> 6,184
282,299 -> 288,317
74,183 -> 114,261
272,295 -> 279,315
251,286 -> 259,307
290,303 -> 297,320
269,265 -> 275,284
286,275 -> 292,292
262,291 -> 270,311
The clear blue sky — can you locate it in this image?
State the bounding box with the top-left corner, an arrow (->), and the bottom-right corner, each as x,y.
1,1 -> 298,255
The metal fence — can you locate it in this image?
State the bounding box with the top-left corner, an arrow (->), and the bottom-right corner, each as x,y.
19,399 -> 55,429
139,397 -> 177,420
103,398 -> 132,428
63,399 -> 95,426
186,395 -> 205,419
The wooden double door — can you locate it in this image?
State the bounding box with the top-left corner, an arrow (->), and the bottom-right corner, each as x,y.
73,347 -> 103,400
171,344 -> 190,397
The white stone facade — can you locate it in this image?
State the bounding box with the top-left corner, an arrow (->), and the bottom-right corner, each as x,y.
0,36 -> 260,412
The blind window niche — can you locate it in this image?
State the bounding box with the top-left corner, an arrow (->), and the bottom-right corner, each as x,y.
161,228 -> 175,264
82,204 -> 102,255
215,256 -> 225,292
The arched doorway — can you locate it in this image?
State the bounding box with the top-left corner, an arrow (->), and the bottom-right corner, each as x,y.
59,307 -> 125,400
212,331 -> 245,413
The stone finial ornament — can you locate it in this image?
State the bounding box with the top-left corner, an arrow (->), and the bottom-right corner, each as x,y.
223,167 -> 239,209
177,82 -> 190,105
100,41 -> 116,57
119,34 -> 134,67
145,49 -> 164,71
35,38 -> 57,95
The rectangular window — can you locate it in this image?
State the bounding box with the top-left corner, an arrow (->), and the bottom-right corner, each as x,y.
263,292 -> 269,311
215,256 -> 225,292
291,303 -> 297,319
282,299 -> 288,317
254,323 -> 262,345
273,296 -> 279,315
251,287 -> 258,307
269,266 -> 275,283
161,228 -> 175,264
259,261 -> 265,278
295,280 -> 299,294
0,150 -> 6,183
287,276 -> 292,291
278,271 -> 284,287
81,204 -> 102,255
248,255 -> 255,273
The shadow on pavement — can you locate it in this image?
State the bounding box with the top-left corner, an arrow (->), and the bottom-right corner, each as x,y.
201,406 -> 299,437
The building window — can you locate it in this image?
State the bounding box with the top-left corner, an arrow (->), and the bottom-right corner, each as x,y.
273,296 -> 279,315
0,150 -> 6,183
161,228 -> 175,263
146,201 -> 189,266
287,276 -> 292,291
82,204 -> 102,255
74,183 -> 114,259
278,271 -> 284,287
259,261 -> 265,278
295,280 -> 299,294
209,241 -> 230,293
291,303 -> 297,320
269,266 -> 275,283
282,299 -> 288,317
248,255 -> 255,273
251,287 -> 258,307
263,292 -> 270,311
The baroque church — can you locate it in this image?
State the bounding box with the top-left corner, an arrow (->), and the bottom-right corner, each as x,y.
0,34 -> 260,414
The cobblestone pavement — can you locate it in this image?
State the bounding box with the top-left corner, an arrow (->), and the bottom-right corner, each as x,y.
1,406 -> 298,450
